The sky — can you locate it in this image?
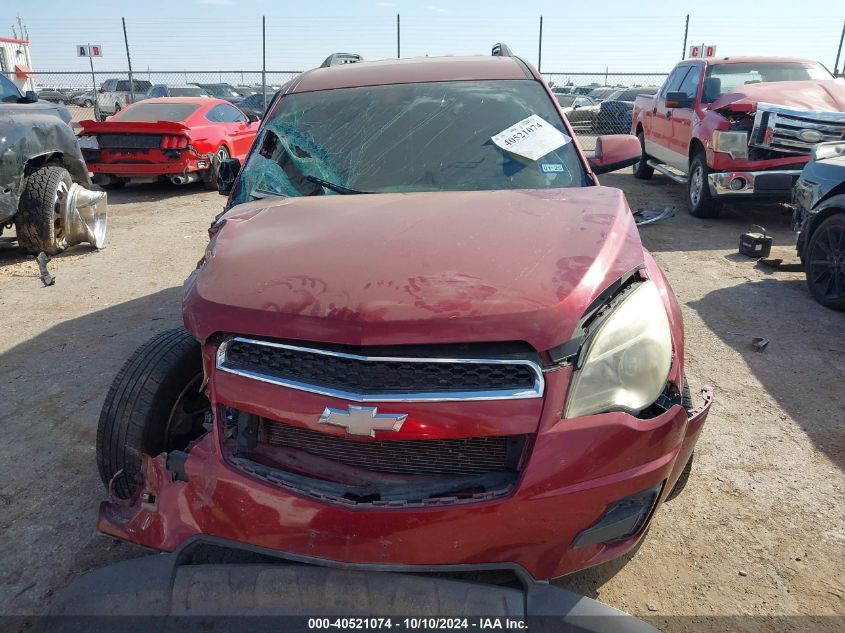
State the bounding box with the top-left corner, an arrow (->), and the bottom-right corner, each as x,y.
2,0 -> 843,77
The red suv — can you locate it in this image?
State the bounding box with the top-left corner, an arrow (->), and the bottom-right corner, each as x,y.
96,49 -> 712,581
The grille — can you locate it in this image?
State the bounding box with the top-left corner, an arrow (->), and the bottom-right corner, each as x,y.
260,418 -> 527,476
751,104 -> 845,155
97,134 -> 163,149
217,337 -> 542,401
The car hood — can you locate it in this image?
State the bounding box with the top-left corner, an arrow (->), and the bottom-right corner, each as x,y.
183,188 -> 645,351
707,79 -> 845,112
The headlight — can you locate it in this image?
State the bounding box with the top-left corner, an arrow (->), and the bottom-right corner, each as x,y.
712,130 -> 748,159
564,281 -> 673,418
812,141 -> 845,161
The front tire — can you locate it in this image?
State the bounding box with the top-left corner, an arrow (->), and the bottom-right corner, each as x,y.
805,213 -> 845,311
687,152 -> 722,218
96,328 -> 209,499
632,132 -> 654,179
15,165 -> 72,255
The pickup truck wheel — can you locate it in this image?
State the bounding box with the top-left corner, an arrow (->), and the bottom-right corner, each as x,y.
14,165 -> 72,255
96,328 -> 209,499
805,213 -> 845,311
203,146 -> 229,190
632,132 -> 654,179
687,153 -> 722,218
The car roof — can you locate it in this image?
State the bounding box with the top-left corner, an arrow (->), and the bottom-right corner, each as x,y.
683,56 -> 821,66
288,55 -> 533,93
134,97 -> 229,106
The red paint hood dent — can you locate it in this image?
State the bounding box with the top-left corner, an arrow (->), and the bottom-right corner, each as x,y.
184,188 -> 644,351
707,80 -> 845,112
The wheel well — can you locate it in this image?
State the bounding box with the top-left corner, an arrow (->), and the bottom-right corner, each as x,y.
689,138 -> 705,160
803,206 -> 845,256
635,123 -> 643,136
24,153 -> 64,176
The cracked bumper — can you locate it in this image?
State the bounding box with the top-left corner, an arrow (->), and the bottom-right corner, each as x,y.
99,388 -> 713,581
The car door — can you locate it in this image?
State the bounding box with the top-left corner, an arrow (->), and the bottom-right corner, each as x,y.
97,79 -> 115,113
648,66 -> 690,168
215,103 -> 258,157
668,65 -> 702,170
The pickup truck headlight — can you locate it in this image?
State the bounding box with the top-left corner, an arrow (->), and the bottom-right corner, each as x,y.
564,281 -> 673,418
712,130 -> 748,159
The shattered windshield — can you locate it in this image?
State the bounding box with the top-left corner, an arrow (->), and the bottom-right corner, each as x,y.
231,80 -> 587,203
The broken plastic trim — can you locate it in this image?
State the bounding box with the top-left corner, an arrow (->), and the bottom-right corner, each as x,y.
547,266 -> 646,366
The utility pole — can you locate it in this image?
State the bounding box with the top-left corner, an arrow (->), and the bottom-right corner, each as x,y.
262,16 -> 267,111
122,18 -> 135,104
835,19 -> 845,75
396,14 -> 401,58
538,16 -> 543,73
682,14 -> 689,59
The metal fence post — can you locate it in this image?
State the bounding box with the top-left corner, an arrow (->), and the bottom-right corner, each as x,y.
682,14 -> 689,60
397,14 -> 401,58
262,15 -> 267,111
538,16 -> 543,73
835,19 -> 845,74
122,18 -> 135,103
87,44 -> 100,121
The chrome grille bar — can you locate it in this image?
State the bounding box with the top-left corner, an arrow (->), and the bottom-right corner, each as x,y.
751,103 -> 845,155
216,336 -> 545,402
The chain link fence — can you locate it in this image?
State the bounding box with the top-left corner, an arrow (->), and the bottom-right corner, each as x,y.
6,68 -> 674,150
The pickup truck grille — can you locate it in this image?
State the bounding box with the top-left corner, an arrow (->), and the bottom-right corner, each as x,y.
750,103 -> 845,155
96,134 -> 162,149
217,337 -> 544,402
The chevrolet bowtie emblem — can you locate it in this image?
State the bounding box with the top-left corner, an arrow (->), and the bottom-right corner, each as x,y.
319,405 -> 407,437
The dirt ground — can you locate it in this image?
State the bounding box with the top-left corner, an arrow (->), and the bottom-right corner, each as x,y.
0,171 -> 842,631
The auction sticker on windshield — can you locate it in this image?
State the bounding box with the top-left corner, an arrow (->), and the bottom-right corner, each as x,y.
491,114 -> 570,162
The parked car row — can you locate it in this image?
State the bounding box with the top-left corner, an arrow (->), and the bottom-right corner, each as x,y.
553,85 -> 660,134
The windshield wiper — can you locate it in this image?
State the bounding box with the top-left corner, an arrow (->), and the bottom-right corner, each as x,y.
306,175 -> 369,195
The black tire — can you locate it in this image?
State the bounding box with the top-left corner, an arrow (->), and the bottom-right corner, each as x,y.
15,165 -> 72,255
632,132 -> 654,180
687,152 -> 722,218
96,328 -> 210,499
667,378 -> 695,501
667,452 -> 693,501
203,145 -> 229,190
83,99 -> 93,107
804,213 -> 845,311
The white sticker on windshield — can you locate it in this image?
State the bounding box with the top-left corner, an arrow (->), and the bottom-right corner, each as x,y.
491,114 -> 570,162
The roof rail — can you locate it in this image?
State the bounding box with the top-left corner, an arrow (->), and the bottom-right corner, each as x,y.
320,53 -> 363,68
492,43 -> 514,57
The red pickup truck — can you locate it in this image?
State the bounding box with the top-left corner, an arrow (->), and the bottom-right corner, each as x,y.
631,56 -> 845,217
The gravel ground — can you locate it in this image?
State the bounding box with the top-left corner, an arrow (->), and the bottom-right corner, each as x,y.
0,171 -> 842,631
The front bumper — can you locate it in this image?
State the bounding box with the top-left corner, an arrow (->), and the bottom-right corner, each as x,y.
708,169 -> 803,199
99,381 -> 713,581
38,537 -> 660,633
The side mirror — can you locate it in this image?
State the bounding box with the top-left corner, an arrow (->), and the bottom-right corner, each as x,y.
99,87 -> 105,93
217,157 -> 241,196
572,104 -> 580,110
246,111 -> 260,123
587,134 -> 641,175
22,90 -> 38,103
665,91 -> 694,108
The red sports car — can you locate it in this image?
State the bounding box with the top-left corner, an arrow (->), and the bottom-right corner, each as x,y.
78,97 -> 260,188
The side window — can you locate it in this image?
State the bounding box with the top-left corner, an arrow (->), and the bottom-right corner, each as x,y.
213,103 -> 247,123
101,79 -> 113,91
0,73 -> 21,102
149,86 -> 164,97
205,105 -> 223,123
677,66 -> 702,101
659,67 -> 690,99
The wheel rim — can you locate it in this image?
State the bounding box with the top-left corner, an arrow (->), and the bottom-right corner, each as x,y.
216,147 -> 229,163
53,180 -> 69,245
163,374 -> 211,452
808,224 -> 845,301
689,165 -> 703,206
